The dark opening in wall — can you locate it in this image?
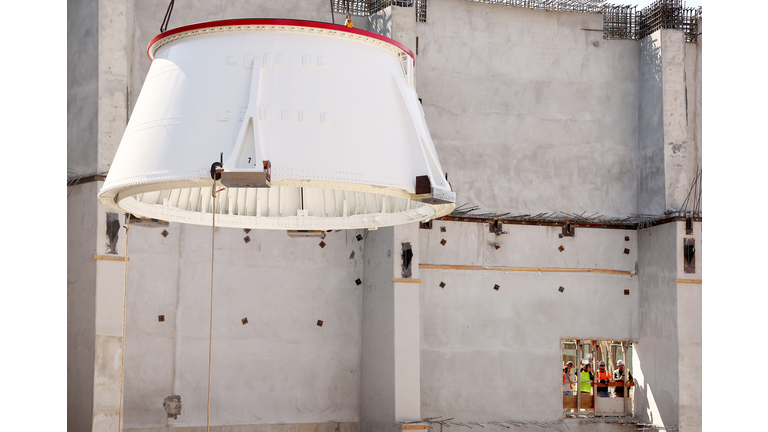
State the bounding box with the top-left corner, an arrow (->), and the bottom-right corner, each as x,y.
106,213 -> 120,254
401,242 -> 413,278
684,238 -> 695,273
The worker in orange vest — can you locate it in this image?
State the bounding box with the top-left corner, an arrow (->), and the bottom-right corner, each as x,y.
595,360 -> 611,397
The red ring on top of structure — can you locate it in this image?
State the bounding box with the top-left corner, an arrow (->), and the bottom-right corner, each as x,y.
147,18 -> 415,64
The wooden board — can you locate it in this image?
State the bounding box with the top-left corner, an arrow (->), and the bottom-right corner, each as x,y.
563,394 -> 593,409
93,255 -> 130,262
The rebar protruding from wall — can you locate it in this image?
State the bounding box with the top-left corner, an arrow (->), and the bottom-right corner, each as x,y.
637,0 -> 701,42
465,0 -> 700,42
333,0 -> 428,22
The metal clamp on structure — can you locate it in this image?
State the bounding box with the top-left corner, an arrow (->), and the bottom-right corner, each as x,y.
412,175 -> 456,205
221,160 -> 271,188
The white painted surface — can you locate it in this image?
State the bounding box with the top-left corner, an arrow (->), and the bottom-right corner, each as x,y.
99,19 -> 454,229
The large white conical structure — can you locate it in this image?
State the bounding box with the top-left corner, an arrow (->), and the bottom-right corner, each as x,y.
98,19 -> 455,230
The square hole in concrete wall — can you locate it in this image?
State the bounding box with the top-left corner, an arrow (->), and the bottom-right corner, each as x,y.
561,339 -> 635,416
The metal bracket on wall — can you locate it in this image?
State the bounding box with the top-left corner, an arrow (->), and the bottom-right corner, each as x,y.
489,220 -> 507,235
562,222 -> 575,237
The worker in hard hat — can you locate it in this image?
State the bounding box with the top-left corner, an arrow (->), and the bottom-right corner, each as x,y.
613,359 -> 634,398
579,363 -> 594,395
345,14 -> 354,28
595,360 -> 611,397
562,361 -> 576,395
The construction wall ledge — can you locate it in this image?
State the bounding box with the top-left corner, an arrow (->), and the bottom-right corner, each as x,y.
67,174 -> 106,186
437,215 -> 701,231
393,278 -> 422,283
93,254 -> 130,262
675,279 -> 702,284
124,422 -> 359,432
420,264 -> 632,276
424,417 -> 655,430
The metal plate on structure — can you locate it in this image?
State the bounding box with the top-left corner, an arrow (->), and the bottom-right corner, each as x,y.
413,187 -> 456,205
221,171 -> 271,188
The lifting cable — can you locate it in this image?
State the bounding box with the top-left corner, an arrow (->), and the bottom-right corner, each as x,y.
207,175 -> 222,432
160,0 -> 175,33
118,167 -> 220,431
118,212 -> 132,432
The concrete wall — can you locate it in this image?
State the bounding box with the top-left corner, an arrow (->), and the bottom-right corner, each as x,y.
98,0 -> 131,174
68,0 -> 98,174
120,226 -> 364,428
68,181 -> 99,432
415,0 -> 639,218
418,221 -> 638,422
634,222 -> 679,428
69,2 -> 703,431
676,221 -> 702,432
93,195 -> 130,431
659,29 -> 691,212
637,31 -> 665,215
360,228 -> 396,431
638,28 -> 701,215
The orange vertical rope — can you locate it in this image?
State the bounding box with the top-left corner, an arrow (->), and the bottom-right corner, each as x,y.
118,213 -> 131,431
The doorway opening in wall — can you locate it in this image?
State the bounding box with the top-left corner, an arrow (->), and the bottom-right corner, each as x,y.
561,339 -> 635,417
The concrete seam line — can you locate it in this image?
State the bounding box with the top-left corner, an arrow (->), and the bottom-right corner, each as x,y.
419,264 -> 632,276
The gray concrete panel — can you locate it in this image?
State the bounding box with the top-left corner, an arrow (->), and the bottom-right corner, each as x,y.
637,31 -> 665,215
120,226 -> 363,428
415,0 -> 638,217
360,227 -> 397,432
124,423 -> 358,432
660,30 -> 690,211
420,222 -> 638,272
635,223 -> 679,428
68,182 -> 99,432
68,0 -> 99,174
676,221 -> 701,432
419,222 -> 638,422
98,0 -> 130,174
